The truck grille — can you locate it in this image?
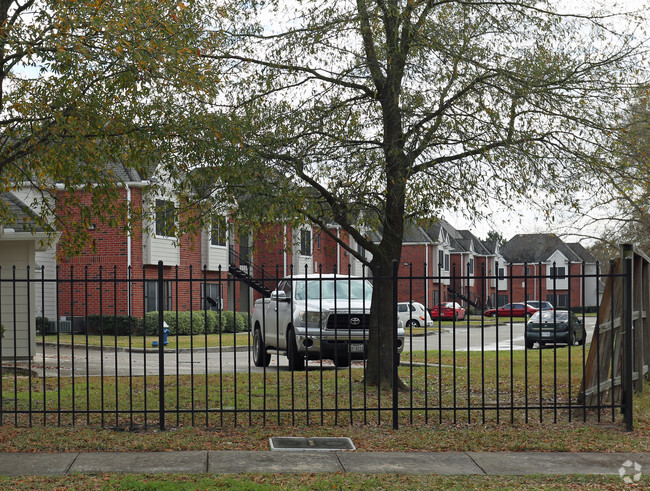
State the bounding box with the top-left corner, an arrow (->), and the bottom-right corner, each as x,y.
326,313 -> 370,330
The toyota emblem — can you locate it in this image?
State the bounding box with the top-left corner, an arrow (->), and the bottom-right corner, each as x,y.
350,317 -> 361,326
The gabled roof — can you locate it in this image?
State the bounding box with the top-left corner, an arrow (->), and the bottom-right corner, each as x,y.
501,233 -> 593,264
107,161 -> 144,182
0,192 -> 45,233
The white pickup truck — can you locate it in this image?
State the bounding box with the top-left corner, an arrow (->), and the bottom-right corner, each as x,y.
251,274 -> 405,370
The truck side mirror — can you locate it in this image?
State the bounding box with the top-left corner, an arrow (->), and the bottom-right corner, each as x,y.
270,290 -> 288,302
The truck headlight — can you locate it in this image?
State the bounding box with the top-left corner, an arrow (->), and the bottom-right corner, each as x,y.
298,311 -> 322,324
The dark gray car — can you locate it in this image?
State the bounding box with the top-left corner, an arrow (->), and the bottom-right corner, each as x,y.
525,310 -> 586,349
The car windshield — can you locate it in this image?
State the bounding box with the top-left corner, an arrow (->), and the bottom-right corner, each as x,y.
294,279 -> 372,301
530,311 -> 568,322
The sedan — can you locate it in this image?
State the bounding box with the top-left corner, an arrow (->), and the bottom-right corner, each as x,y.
431,302 -> 466,321
526,300 -> 554,311
525,310 -> 586,349
397,302 -> 433,327
484,302 -> 538,318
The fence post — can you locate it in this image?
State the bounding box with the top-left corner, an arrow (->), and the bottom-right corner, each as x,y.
623,245 -> 633,432
158,260 -> 166,431
392,259 -> 399,430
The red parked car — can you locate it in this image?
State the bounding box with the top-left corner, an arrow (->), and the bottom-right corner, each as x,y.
431,302 -> 466,321
484,302 -> 538,318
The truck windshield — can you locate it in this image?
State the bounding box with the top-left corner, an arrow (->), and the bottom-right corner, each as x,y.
294,279 -> 372,301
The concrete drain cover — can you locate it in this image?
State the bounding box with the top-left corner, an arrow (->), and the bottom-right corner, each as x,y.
269,437 -> 356,451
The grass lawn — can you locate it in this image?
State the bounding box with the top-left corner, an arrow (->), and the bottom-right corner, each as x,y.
0,342 -> 647,489
40,333 -> 252,349
1,473 -> 647,490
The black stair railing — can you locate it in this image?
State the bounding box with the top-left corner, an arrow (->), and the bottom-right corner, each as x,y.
228,246 -> 273,297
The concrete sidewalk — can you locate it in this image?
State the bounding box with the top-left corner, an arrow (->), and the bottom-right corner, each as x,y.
1,451 -> 649,477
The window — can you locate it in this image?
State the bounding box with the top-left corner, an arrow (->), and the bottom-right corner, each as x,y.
497,294 -> 509,307
300,229 -> 312,256
550,266 -> 566,279
203,283 -> 223,311
547,293 -> 569,308
444,254 -> 450,271
210,214 -> 227,247
468,258 -> 474,274
438,250 -> 444,269
357,240 -> 366,259
144,280 -> 172,313
498,267 -> 505,280
155,199 -> 176,237
527,266 -> 534,276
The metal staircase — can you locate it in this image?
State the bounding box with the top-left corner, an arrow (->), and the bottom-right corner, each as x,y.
228,247 -> 274,297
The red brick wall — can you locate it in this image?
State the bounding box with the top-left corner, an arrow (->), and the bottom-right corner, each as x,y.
55,188 -> 229,319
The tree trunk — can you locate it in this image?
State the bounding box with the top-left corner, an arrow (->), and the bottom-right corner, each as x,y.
365,242 -> 408,391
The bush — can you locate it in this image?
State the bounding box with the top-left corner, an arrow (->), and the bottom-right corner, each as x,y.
144,310 -> 249,336
36,316 -> 49,333
209,311 -> 248,333
87,315 -> 142,335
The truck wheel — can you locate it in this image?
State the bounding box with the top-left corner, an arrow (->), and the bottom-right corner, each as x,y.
334,352 -> 351,367
525,338 -> 534,349
287,329 -> 305,371
405,320 -> 419,328
253,328 -> 271,367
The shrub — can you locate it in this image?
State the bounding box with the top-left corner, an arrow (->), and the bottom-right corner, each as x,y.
144,311 -> 209,336
36,316 -> 49,333
143,310 -> 249,336
87,315 -> 142,335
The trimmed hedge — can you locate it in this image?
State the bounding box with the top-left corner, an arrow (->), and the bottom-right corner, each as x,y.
143,310 -> 248,336
36,316 -> 49,333
87,315 -> 143,335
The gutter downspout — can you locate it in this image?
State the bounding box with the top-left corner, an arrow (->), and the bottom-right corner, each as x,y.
425,243 -> 429,306
126,184 -> 132,317
337,227 -> 341,275
283,225 -> 287,277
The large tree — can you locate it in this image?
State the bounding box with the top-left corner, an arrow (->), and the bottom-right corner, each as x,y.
193,0 -> 647,389
0,0 -> 220,250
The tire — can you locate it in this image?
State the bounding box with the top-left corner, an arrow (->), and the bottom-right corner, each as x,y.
579,328 -> 587,346
454,313 -> 459,321
570,331 -> 577,346
406,320 -> 420,328
525,338 -> 534,349
334,352 -> 351,367
287,329 -> 305,371
253,328 -> 271,367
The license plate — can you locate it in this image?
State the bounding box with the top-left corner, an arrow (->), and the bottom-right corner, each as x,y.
542,332 -> 552,337
350,344 -> 364,353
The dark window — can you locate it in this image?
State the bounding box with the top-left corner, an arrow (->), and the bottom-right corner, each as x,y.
497,294 -> 509,307
144,280 -> 172,313
155,199 -> 176,237
468,258 -> 474,275
211,215 -> 227,247
357,240 -> 366,259
444,254 -> 450,271
547,293 -> 569,308
203,283 -> 223,311
550,266 -> 566,279
498,267 -> 505,280
438,250 -> 444,269
300,229 -> 312,256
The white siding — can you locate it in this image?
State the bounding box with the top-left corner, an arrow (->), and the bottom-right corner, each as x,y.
0,241 -> 37,360
34,248 -> 58,320
202,229 -> 229,272
546,251 -> 569,291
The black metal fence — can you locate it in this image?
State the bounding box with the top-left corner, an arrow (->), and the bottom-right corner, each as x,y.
0,258 -> 644,430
